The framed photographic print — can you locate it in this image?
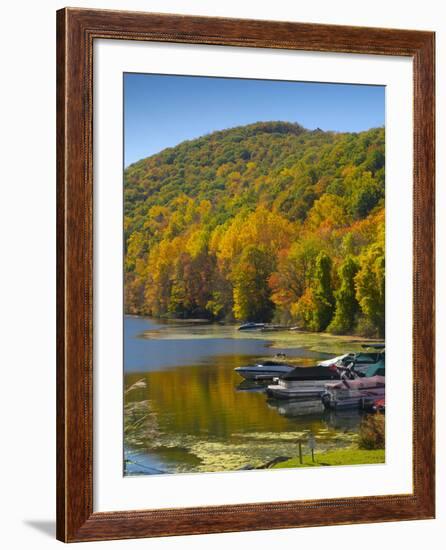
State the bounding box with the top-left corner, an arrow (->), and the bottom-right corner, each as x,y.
56,8 -> 435,542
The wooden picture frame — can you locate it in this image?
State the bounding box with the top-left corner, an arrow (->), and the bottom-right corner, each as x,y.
56,7 -> 435,542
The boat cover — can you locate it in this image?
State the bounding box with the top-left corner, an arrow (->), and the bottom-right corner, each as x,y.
281,365 -> 340,381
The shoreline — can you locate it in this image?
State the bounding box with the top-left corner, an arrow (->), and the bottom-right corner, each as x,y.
125,314 -> 384,344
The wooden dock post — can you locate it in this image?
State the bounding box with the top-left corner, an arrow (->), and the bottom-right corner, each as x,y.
308,434 -> 316,462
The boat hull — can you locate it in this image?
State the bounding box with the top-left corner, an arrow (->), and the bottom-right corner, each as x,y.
238,323 -> 265,331
322,387 -> 385,410
235,366 -> 294,380
266,379 -> 329,399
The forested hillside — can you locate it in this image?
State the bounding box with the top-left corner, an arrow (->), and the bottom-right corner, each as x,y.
124,121 -> 385,337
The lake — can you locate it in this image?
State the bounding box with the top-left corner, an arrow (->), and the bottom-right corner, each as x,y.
124,316 -> 372,475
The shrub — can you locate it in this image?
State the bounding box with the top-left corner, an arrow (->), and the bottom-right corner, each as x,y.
358,413 -> 385,450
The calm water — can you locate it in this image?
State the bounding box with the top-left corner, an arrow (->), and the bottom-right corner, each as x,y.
124,316 -> 371,475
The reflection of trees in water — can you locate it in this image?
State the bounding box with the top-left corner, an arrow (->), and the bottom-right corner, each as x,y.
126,366 -> 321,440
124,364 -> 344,443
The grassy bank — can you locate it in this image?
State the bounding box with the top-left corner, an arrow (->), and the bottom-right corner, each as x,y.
272,448 -> 385,469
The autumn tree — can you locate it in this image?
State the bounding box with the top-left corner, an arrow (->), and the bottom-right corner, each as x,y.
293,287 -> 317,329
231,245 -> 275,322
269,237 -> 323,321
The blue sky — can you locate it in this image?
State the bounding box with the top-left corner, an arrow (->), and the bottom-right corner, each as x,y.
124,73 -> 385,167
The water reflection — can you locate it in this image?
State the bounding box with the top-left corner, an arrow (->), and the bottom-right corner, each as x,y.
266,398 -> 364,431
266,398 -> 326,418
235,380 -> 269,392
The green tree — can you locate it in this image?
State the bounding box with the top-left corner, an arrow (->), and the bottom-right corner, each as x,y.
355,243 -> 385,337
350,171 -> 383,219
168,278 -> 189,317
311,252 -> 335,331
328,256 -> 359,334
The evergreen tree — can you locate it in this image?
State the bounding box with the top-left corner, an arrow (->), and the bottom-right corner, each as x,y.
355,243 -> 385,337
328,256 -> 359,334
311,252 -> 335,331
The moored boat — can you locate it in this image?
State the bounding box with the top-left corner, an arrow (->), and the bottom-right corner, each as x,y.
266,354 -> 385,400
321,375 -> 385,410
266,380 -> 333,399
318,353 -> 354,367
238,322 -> 265,331
234,360 -> 295,380
324,374 -> 385,392
266,365 -> 341,399
319,349 -> 385,375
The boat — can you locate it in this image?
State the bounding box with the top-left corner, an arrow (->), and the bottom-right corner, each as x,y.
265,355 -> 385,400
321,375 -> 385,410
234,360 -> 295,380
238,322 -> 265,331
359,361 -> 385,377
265,365 -> 342,399
317,353 -> 354,368
260,324 -> 285,332
319,349 -> 385,375
348,351 -> 385,373
317,351 -> 383,369
325,375 -> 385,392
266,380 -> 335,399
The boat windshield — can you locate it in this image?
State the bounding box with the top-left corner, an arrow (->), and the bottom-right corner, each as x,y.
354,352 -> 381,363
